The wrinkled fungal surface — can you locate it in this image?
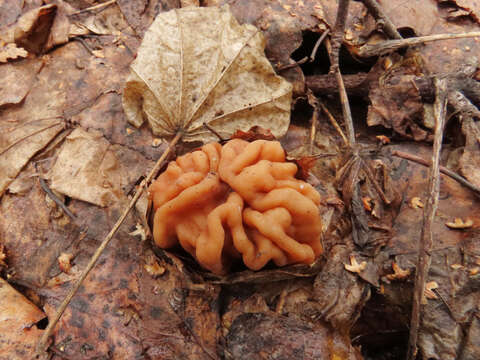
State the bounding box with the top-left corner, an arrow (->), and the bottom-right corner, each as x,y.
149,139 -> 322,274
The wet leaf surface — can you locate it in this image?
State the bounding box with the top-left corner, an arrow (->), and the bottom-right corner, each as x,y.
0,278 -> 46,360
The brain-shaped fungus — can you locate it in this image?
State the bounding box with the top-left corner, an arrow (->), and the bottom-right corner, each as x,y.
149,139 -> 323,274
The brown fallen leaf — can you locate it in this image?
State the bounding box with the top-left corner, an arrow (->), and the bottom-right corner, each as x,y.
122,5 -> 292,143
344,255 -> 367,274
386,261 -> 411,281
0,4 -> 57,54
0,117 -> 64,198
445,217 -> 474,229
0,278 -> 46,359
46,128 -> 119,207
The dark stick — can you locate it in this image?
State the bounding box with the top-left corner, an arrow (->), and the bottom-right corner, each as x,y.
406,78 -> 447,360
391,150 -> 480,197
203,122 -> 226,142
330,0 -> 350,71
360,0 -> 402,39
326,36 -> 356,146
327,0 -> 356,146
277,29 -> 330,71
39,177 -> 77,220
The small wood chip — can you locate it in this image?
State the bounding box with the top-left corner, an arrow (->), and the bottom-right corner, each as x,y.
129,223 -> 147,241
409,197 -> 424,209
58,253 -> 74,274
445,218 -> 473,229
344,255 -> 367,273
424,281 -> 439,301
386,262 -> 411,280
144,260 -> 165,278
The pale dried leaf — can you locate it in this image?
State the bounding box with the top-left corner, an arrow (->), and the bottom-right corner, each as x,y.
424,281 -> 439,300
0,117 -> 64,197
410,196 -> 424,209
129,223 -> 147,241
0,244 -> 6,268
445,217 -> 473,229
0,42 -> 27,63
344,255 -> 367,274
46,128 -> 119,207
0,278 -> 45,359
123,6 -> 292,143
58,252 -> 74,274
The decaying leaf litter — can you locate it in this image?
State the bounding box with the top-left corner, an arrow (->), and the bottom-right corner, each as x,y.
0,0 -> 479,359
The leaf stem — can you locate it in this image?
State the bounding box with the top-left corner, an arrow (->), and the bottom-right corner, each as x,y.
36,131 -> 182,355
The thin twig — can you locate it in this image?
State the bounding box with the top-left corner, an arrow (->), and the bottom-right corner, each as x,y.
306,89 -> 319,154
203,122 -> 226,142
36,132 -> 182,355
406,78 -> 447,360
359,31 -> 480,57
39,177 -> 77,220
326,36 -> 355,146
318,101 -> 349,146
327,0 -> 355,146
277,29 -> 330,71
391,150 -> 480,197
360,0 -> 402,40
69,0 -> 117,16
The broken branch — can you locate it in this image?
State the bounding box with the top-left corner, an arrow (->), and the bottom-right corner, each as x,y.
406,78 -> 447,360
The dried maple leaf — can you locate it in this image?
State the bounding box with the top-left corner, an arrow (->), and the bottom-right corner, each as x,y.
122,6 -> 292,143
344,255 -> 367,274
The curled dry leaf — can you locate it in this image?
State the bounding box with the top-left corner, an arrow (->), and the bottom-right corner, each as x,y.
0,42 -> 27,63
386,261 -> 411,281
424,281 -> 439,300
410,196 -> 424,209
0,244 -> 6,268
445,217 -> 473,229
58,252 -> 74,274
362,196 -> 373,211
122,6 -> 292,143
129,223 -> 147,241
344,255 -> 367,274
